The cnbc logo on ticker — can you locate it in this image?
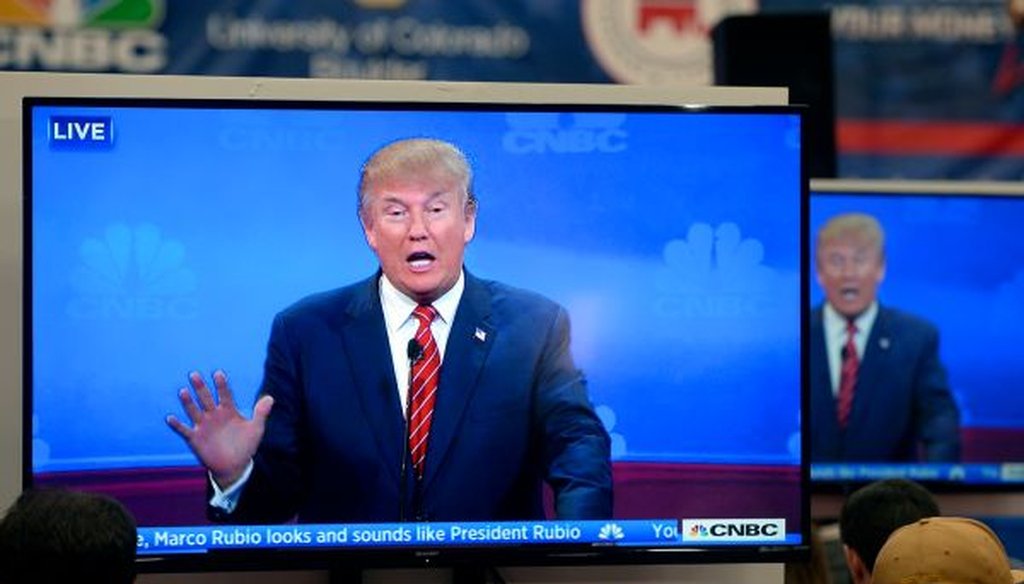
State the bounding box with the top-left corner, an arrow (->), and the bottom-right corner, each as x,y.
681,519 -> 786,542
0,0 -> 167,72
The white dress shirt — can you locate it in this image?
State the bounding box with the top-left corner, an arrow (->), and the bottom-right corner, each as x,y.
823,301 -> 878,398
379,270 -> 463,416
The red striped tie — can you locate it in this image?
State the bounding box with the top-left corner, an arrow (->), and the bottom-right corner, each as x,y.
837,320 -> 859,428
408,305 -> 440,478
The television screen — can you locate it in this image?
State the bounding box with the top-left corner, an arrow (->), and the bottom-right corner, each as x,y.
24,96 -> 806,569
809,179 -> 1024,488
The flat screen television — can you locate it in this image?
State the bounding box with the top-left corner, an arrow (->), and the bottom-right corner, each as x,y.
809,179 -> 1024,491
21,86 -> 807,573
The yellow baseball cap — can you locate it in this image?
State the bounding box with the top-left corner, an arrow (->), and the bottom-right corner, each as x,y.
873,517 -> 1024,584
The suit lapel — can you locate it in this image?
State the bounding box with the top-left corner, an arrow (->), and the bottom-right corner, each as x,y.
421,273 -> 495,491
339,274 -> 405,483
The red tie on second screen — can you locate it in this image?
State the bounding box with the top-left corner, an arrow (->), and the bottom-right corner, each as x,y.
409,305 -> 440,478
837,319 -> 859,428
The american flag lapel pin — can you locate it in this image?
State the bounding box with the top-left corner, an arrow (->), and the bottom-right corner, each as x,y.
474,327 -> 487,343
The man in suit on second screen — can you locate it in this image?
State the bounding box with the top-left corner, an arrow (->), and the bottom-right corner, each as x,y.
810,212 -> 960,463
167,138 -> 613,523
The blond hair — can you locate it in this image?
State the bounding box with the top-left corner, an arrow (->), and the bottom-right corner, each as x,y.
357,138 -> 475,218
816,212 -> 885,259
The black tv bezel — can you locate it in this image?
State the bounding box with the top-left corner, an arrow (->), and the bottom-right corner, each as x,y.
22,96 -> 811,572
808,178 -> 1024,497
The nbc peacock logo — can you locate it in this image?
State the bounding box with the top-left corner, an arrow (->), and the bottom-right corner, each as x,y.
0,0 -> 167,72
0,0 -> 163,28
67,223 -> 198,320
654,221 -> 778,319
688,524 -> 709,538
597,523 -> 625,541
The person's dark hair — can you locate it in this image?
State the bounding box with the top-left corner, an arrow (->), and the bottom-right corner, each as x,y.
839,479 -> 940,572
0,488 -> 137,584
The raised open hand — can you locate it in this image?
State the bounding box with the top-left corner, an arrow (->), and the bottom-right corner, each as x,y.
166,370 -> 274,489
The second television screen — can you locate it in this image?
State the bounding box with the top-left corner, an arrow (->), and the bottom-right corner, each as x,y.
810,180 -> 1024,487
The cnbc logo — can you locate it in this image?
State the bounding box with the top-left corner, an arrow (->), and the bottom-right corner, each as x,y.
502,112 -> 628,155
0,0 -> 167,72
67,223 -> 198,320
681,519 -> 786,542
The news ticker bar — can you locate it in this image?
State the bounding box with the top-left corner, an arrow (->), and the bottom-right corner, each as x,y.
137,519 -> 799,555
811,463 -> 1024,483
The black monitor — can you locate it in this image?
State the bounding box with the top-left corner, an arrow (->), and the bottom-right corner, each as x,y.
21,86 -> 807,573
712,11 -> 836,179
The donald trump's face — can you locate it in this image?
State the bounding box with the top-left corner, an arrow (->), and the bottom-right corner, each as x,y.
361,176 -> 476,305
358,138 -> 477,305
816,233 -> 885,319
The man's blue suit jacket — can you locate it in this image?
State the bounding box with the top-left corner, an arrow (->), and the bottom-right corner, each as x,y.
216,271 -> 613,524
810,304 -> 961,462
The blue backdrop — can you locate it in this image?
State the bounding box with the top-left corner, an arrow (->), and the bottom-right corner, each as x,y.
28,103 -> 803,473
